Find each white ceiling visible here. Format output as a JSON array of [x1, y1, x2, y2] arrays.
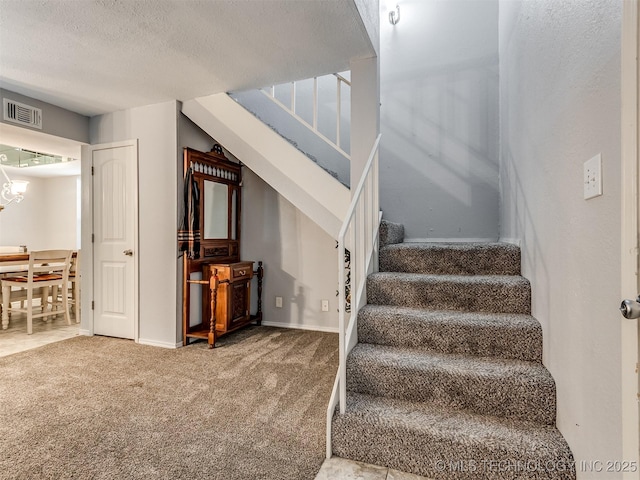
[[0, 0, 375, 117]]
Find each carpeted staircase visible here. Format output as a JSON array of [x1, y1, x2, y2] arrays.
[[331, 220, 576, 480]]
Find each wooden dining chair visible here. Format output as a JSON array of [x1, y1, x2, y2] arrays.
[[53, 252, 80, 323], [69, 252, 80, 322], [1, 250, 73, 334], [0, 246, 27, 315]]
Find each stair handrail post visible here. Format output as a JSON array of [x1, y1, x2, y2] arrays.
[[336, 133, 381, 415], [338, 229, 347, 414], [313, 77, 319, 130], [336, 75, 342, 151]]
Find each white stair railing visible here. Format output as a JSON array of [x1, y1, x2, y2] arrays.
[[261, 73, 351, 160], [326, 133, 382, 458]]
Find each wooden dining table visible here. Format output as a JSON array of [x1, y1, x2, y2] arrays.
[[0, 252, 29, 263], [0, 252, 77, 267], [0, 251, 79, 330]]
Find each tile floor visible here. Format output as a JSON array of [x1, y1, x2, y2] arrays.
[[315, 457, 432, 480], [0, 309, 79, 357]]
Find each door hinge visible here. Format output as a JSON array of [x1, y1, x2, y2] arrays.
[[91, 301, 95, 310], [91, 233, 94, 243], [91, 166, 94, 175]]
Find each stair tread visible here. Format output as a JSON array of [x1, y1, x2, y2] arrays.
[[380, 242, 521, 276], [333, 393, 575, 479], [369, 271, 529, 284], [360, 304, 539, 328], [349, 343, 553, 384], [336, 391, 567, 446], [358, 305, 542, 362], [367, 272, 531, 314], [347, 343, 556, 424], [380, 220, 405, 247], [383, 241, 518, 249]]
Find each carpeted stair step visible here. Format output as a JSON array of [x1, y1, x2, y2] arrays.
[[357, 305, 542, 362], [346, 343, 556, 425], [367, 272, 531, 314], [379, 219, 405, 247], [331, 392, 576, 480], [380, 242, 521, 276]]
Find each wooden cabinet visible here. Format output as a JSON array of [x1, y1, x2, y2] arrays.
[[204, 262, 254, 334]]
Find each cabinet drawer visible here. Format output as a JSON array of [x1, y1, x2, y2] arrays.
[[232, 265, 252, 280]]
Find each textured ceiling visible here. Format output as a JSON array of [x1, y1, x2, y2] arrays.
[[0, 0, 374, 117]]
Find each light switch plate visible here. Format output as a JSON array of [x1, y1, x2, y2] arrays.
[[275, 296, 283, 308], [584, 154, 602, 200]]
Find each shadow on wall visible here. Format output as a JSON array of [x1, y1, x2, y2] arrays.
[[380, 56, 500, 240], [243, 169, 299, 326], [242, 167, 338, 331], [292, 285, 306, 326]]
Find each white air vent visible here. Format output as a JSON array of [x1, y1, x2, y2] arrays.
[[3, 98, 42, 129]]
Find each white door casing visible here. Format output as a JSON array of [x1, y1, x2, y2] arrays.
[[621, 1, 640, 476], [87, 141, 139, 340]]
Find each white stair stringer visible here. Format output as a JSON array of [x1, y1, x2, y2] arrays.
[[182, 93, 349, 237]]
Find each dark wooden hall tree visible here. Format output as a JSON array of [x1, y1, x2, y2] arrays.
[[179, 146, 263, 348]]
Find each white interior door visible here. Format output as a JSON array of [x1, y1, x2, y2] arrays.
[[92, 143, 137, 340], [621, 2, 640, 476]]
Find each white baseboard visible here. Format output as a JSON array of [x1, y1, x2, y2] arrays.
[[261, 321, 338, 333], [78, 331, 181, 348], [137, 338, 180, 349], [499, 237, 521, 246], [404, 237, 499, 243]]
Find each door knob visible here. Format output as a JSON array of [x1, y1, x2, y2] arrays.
[[620, 295, 640, 319], [123, 249, 133, 257]]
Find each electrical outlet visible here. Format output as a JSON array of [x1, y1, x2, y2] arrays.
[[275, 296, 283, 308], [584, 154, 603, 200], [321, 300, 329, 312]]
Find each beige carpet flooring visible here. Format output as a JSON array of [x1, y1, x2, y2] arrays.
[[0, 326, 338, 480]]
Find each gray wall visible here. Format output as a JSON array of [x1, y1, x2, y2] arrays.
[[241, 167, 339, 332], [379, 0, 499, 241], [499, 0, 622, 472], [1, 89, 89, 143]]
